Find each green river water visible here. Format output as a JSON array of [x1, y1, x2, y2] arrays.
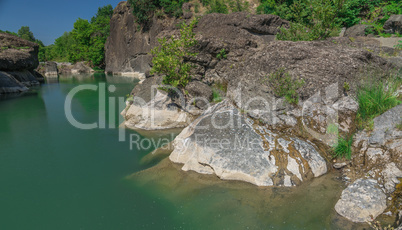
[[0, 74, 367, 229]]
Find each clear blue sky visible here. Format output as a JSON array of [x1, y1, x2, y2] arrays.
[[0, 0, 123, 45]]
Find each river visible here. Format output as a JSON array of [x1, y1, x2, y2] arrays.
[[0, 74, 367, 229]]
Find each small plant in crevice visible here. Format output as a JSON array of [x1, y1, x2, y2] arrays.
[[266, 68, 305, 105], [216, 48, 227, 60], [343, 82, 350, 91], [395, 40, 402, 50], [125, 94, 134, 103], [212, 89, 223, 102], [211, 80, 228, 103], [332, 135, 354, 160], [396, 119, 402, 131], [356, 75, 402, 130]]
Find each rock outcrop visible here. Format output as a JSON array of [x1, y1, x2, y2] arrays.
[[105, 1, 162, 75], [113, 1, 400, 207], [37, 61, 94, 76], [0, 32, 43, 94], [0, 71, 28, 93], [122, 76, 197, 130], [169, 100, 327, 186], [383, 15, 402, 34], [335, 179, 387, 223], [37, 61, 58, 76], [104, 1, 289, 76], [344, 24, 373, 37], [345, 104, 402, 193], [334, 104, 402, 223]]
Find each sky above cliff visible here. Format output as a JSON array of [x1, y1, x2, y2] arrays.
[[0, 0, 122, 45]]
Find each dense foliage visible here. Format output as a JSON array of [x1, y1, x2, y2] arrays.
[[41, 5, 113, 68], [258, 0, 402, 41], [128, 0, 190, 25], [201, 0, 250, 14], [150, 19, 198, 89]]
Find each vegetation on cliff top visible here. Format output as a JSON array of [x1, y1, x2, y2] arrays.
[[128, 0, 190, 25], [1, 26, 46, 57], [265, 0, 402, 41]]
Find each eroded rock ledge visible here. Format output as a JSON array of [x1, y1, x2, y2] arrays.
[[0, 32, 44, 94]]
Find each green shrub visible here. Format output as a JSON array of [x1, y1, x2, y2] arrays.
[[150, 19, 198, 89], [266, 68, 305, 104], [356, 75, 402, 129], [216, 48, 227, 59], [212, 90, 223, 102], [227, 0, 249, 12], [203, 0, 249, 14], [207, 0, 229, 13], [263, 0, 401, 40], [395, 40, 402, 50], [128, 0, 189, 25], [276, 0, 342, 41], [126, 94, 134, 102], [332, 135, 354, 160]]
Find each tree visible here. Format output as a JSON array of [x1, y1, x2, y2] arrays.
[[17, 26, 35, 42], [150, 19, 198, 89]]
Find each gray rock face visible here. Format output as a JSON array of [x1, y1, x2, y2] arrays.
[[37, 61, 58, 76], [169, 100, 327, 186], [7, 70, 40, 87], [0, 71, 28, 93], [349, 104, 402, 195], [71, 62, 94, 74], [122, 89, 194, 130], [383, 15, 402, 34], [335, 179, 387, 223], [344, 24, 373, 37], [105, 3, 289, 75], [104, 1, 168, 75], [185, 81, 213, 109]]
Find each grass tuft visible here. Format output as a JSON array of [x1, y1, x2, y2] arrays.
[[332, 135, 354, 160], [356, 75, 402, 129], [266, 68, 305, 105]]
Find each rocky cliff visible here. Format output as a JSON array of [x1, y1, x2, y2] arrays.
[[110, 1, 401, 224], [0, 32, 44, 94]]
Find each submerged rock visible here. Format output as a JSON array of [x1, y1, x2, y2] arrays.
[[335, 179, 387, 223], [169, 100, 327, 186]]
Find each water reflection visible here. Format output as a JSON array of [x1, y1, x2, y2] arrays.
[[44, 75, 59, 84]]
